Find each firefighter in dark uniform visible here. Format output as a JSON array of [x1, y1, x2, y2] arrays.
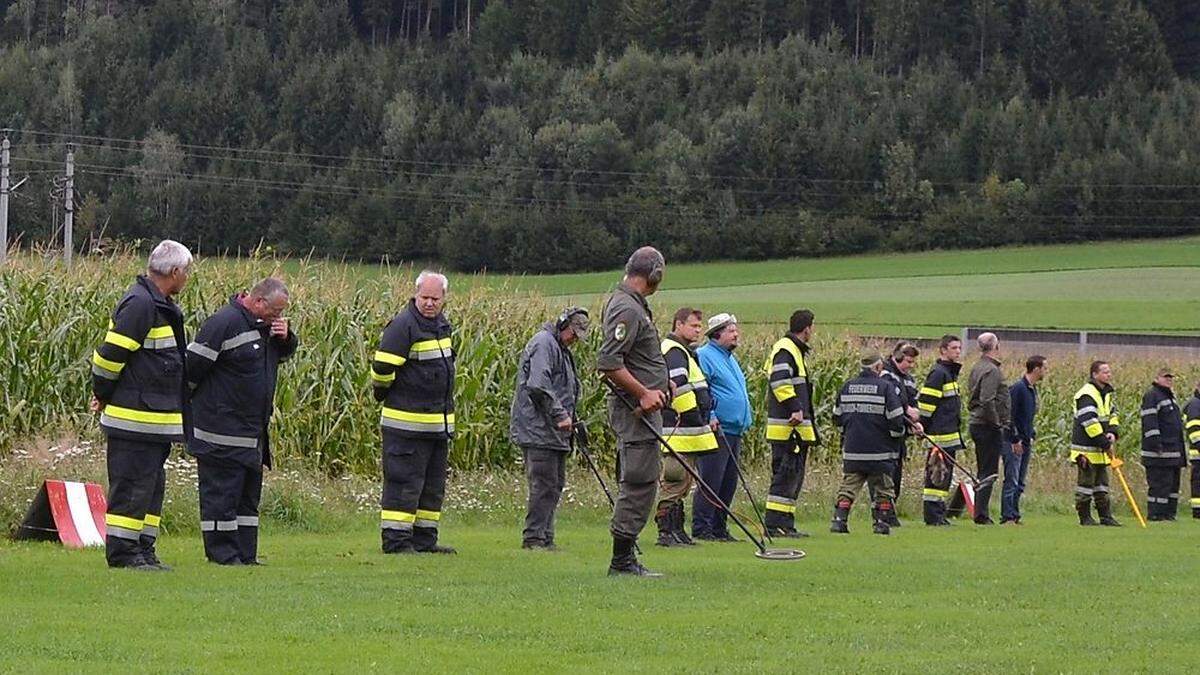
[[1140, 369, 1185, 521], [763, 309, 819, 538], [918, 334, 966, 526], [830, 350, 906, 535], [876, 342, 921, 525], [655, 308, 719, 547], [370, 270, 457, 554], [1184, 383, 1200, 519], [597, 246, 669, 577], [1071, 360, 1121, 526], [186, 278, 297, 564], [89, 240, 192, 570]]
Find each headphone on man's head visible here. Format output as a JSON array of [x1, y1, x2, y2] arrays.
[[556, 306, 589, 332]]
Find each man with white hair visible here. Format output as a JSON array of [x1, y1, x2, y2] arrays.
[[966, 331, 1010, 524], [186, 277, 298, 564], [90, 239, 192, 570], [370, 270, 457, 554]]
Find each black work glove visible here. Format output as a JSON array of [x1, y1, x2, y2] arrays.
[[573, 419, 590, 449]]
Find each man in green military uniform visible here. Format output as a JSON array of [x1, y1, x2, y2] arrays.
[[597, 246, 669, 577]]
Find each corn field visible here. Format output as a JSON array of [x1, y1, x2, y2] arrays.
[[2, 253, 1197, 475]]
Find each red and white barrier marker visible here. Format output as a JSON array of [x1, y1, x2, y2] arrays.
[[14, 480, 107, 548], [959, 481, 977, 519]]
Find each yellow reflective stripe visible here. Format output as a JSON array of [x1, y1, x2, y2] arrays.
[[143, 514, 162, 527], [1192, 498, 1200, 506], [102, 404, 183, 425], [92, 351, 125, 374], [1186, 419, 1200, 429], [104, 331, 141, 351], [917, 402, 936, 412], [1188, 431, 1200, 443], [766, 423, 815, 442], [1068, 449, 1110, 464], [919, 387, 942, 398], [942, 382, 958, 392], [671, 390, 698, 413], [415, 509, 441, 522], [1109, 416, 1121, 427], [411, 338, 453, 353], [765, 501, 796, 514], [662, 430, 719, 453], [923, 488, 950, 498], [928, 432, 960, 444], [381, 509, 415, 523], [105, 513, 143, 530], [1084, 422, 1104, 437], [374, 350, 407, 367], [370, 369, 396, 384], [145, 326, 174, 339], [771, 383, 797, 402], [381, 408, 456, 424]]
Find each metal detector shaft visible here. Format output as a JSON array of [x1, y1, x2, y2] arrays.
[[602, 379, 768, 554], [572, 429, 642, 554], [908, 423, 995, 487], [721, 428, 771, 543]]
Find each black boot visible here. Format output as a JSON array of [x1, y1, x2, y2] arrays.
[[671, 503, 696, 546], [608, 535, 663, 578], [140, 537, 172, 571], [872, 507, 891, 535], [382, 529, 416, 554], [830, 502, 850, 534], [923, 500, 948, 526], [1077, 501, 1099, 526], [655, 505, 680, 547], [1096, 499, 1121, 527]]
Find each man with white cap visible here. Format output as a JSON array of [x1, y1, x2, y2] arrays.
[[694, 312, 753, 541]]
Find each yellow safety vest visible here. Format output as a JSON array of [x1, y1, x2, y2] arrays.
[[660, 340, 719, 454]]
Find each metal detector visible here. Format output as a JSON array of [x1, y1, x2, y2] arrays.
[[571, 421, 642, 555], [604, 379, 805, 562], [717, 428, 773, 544], [909, 424, 998, 491]]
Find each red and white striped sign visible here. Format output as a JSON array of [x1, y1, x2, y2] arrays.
[[959, 482, 977, 519], [43, 480, 107, 548]]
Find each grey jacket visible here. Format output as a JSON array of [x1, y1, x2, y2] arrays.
[[510, 324, 580, 451], [967, 355, 1011, 429]]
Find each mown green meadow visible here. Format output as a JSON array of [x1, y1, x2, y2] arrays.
[[2, 515, 1197, 673]]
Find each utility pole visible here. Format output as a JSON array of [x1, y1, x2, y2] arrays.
[[64, 145, 74, 265], [1, 132, 9, 265]]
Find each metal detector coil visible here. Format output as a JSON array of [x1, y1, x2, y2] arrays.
[[755, 548, 807, 561]]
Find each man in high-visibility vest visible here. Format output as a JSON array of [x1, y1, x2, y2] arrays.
[[763, 309, 819, 538], [371, 270, 457, 554], [1182, 380, 1200, 519], [655, 308, 719, 547], [90, 240, 192, 570], [918, 335, 966, 525], [1071, 360, 1121, 527]]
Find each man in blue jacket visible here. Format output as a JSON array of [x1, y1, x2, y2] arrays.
[[1002, 355, 1045, 525], [694, 313, 753, 541]]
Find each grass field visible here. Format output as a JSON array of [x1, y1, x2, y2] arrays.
[[522, 237, 1200, 336], [2, 514, 1197, 672], [72, 235, 1200, 337]]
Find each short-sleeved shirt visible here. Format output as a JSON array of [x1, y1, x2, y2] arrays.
[[597, 282, 668, 442]]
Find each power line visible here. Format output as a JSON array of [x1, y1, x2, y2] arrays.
[[14, 127, 1200, 191]]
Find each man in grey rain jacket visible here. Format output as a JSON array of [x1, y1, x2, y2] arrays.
[[510, 307, 590, 550]]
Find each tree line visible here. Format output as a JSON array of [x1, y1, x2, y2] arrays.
[[3, 0, 1200, 272]]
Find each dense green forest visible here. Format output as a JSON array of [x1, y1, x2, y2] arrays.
[[3, 1, 1200, 271]]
